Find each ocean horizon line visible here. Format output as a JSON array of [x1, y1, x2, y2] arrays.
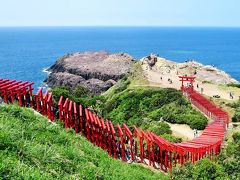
[[1, 25, 240, 29]]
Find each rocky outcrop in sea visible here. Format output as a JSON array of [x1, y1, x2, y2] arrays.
[[45, 51, 134, 94]]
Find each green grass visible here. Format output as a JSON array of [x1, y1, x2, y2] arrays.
[[0, 105, 167, 180], [128, 62, 149, 87]]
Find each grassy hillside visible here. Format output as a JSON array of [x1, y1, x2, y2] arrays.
[[103, 86, 208, 130], [0, 105, 167, 179]]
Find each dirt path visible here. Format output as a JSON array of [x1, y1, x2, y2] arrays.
[[167, 122, 202, 140]]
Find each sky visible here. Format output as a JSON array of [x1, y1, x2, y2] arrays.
[[1, 0, 240, 27]]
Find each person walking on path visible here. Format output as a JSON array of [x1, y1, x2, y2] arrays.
[[193, 129, 197, 138]]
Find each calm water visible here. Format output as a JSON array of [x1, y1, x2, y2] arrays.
[[0, 27, 240, 90]]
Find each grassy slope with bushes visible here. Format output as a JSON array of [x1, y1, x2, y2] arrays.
[[0, 105, 167, 179], [103, 86, 208, 130]]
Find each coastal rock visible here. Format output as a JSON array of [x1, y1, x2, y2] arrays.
[[45, 51, 134, 94]]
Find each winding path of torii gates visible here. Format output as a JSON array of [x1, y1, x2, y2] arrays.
[[0, 76, 229, 173]]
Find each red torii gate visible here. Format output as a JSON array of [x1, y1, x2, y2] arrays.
[[179, 76, 196, 92], [0, 80, 34, 106]]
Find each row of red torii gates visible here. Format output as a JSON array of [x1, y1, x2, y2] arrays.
[[0, 77, 228, 173]]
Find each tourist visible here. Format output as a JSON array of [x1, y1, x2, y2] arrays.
[[193, 129, 197, 138], [116, 142, 121, 159], [125, 139, 131, 161]]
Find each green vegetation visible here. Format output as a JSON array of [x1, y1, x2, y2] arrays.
[[103, 87, 208, 130], [227, 83, 240, 89], [128, 62, 149, 87], [0, 105, 167, 179], [51, 86, 105, 110], [173, 131, 240, 179], [51, 85, 207, 142], [51, 71, 208, 142], [202, 80, 212, 84], [227, 100, 240, 122]]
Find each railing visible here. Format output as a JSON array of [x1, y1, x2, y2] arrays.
[[0, 78, 228, 173]]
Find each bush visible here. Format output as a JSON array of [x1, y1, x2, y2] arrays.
[[232, 132, 240, 143], [227, 100, 240, 122], [51, 86, 71, 103], [160, 133, 182, 143], [192, 158, 225, 179], [51, 86, 106, 109], [74, 86, 91, 97], [227, 83, 240, 88], [232, 109, 240, 122], [148, 121, 172, 135], [173, 162, 194, 179], [173, 159, 226, 179]]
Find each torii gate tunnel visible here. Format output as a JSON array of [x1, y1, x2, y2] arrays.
[[0, 78, 228, 174]]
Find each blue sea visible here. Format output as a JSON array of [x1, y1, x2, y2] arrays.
[[0, 27, 240, 90]]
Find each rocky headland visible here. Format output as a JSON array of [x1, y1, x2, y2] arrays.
[[45, 51, 134, 94], [45, 51, 239, 99], [141, 55, 239, 101]]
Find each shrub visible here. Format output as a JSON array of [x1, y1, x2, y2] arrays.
[[160, 133, 182, 143], [173, 159, 226, 179], [74, 85, 91, 97], [232, 132, 240, 143], [148, 121, 172, 135], [232, 109, 240, 122], [172, 162, 194, 179], [227, 100, 240, 122], [51, 86, 105, 109], [227, 83, 240, 88], [192, 158, 225, 179], [51, 86, 71, 102]]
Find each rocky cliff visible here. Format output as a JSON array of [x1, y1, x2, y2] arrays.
[[45, 51, 134, 94]]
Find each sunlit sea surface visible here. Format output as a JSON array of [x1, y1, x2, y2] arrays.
[[0, 27, 240, 89]]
